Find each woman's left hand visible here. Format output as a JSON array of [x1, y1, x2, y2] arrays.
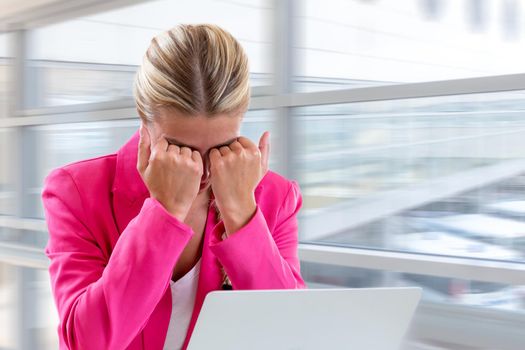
[[209, 131, 270, 236]]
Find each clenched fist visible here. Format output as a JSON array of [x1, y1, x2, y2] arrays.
[[209, 131, 270, 236], [137, 123, 203, 222]]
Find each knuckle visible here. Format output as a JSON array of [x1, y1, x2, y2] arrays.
[[193, 164, 203, 174], [212, 160, 223, 169], [150, 152, 163, 163]]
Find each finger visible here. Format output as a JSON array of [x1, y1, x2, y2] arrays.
[[180, 146, 192, 158], [191, 150, 204, 174], [209, 148, 221, 168], [191, 149, 202, 162], [137, 123, 151, 173], [229, 140, 243, 153], [258, 131, 270, 171], [166, 143, 180, 154], [154, 134, 170, 156], [219, 145, 231, 157], [236, 136, 256, 151]]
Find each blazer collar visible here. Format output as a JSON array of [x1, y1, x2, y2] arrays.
[[112, 129, 149, 207]]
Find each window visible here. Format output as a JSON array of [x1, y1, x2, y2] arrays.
[[0, 32, 11, 118], [419, 0, 445, 20], [502, 0, 520, 40], [0, 128, 14, 216], [294, 0, 525, 92], [26, 0, 273, 107], [466, 0, 488, 32], [1, 1, 524, 349]]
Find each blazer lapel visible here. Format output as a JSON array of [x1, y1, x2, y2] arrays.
[[111, 129, 149, 235]]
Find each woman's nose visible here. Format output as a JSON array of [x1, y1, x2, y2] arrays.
[[201, 156, 210, 179]]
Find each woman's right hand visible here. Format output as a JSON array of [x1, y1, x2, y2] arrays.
[[137, 123, 203, 222]]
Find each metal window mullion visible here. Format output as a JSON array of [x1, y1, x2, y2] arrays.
[[2, 73, 525, 128], [272, 0, 297, 179], [10, 27, 39, 350], [283, 73, 525, 107], [299, 243, 525, 286]]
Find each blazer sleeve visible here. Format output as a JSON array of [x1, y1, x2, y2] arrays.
[[209, 179, 306, 290], [42, 167, 194, 350]]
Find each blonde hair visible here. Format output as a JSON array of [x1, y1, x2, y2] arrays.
[[133, 24, 251, 124]]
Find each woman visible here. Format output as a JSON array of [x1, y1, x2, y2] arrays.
[[42, 24, 305, 350]]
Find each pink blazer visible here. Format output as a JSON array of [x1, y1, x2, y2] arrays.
[[42, 128, 306, 350]]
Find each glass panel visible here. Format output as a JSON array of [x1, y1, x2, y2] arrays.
[[34, 268, 59, 349], [301, 261, 525, 312], [294, 0, 525, 92], [0, 32, 10, 58], [0, 263, 59, 349], [27, 0, 273, 107], [0, 128, 15, 216], [30, 119, 141, 220], [0, 32, 12, 118], [26, 61, 136, 106], [0, 263, 16, 349], [295, 91, 525, 262], [31, 110, 278, 219], [0, 63, 9, 118]]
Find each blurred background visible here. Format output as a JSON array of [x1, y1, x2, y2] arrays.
[[1, 0, 525, 349]]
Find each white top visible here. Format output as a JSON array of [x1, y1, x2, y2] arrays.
[[163, 257, 202, 350]]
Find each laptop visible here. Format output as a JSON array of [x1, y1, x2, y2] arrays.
[[187, 287, 422, 350]]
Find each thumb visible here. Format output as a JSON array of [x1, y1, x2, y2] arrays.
[[258, 131, 270, 173], [137, 123, 151, 174]]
